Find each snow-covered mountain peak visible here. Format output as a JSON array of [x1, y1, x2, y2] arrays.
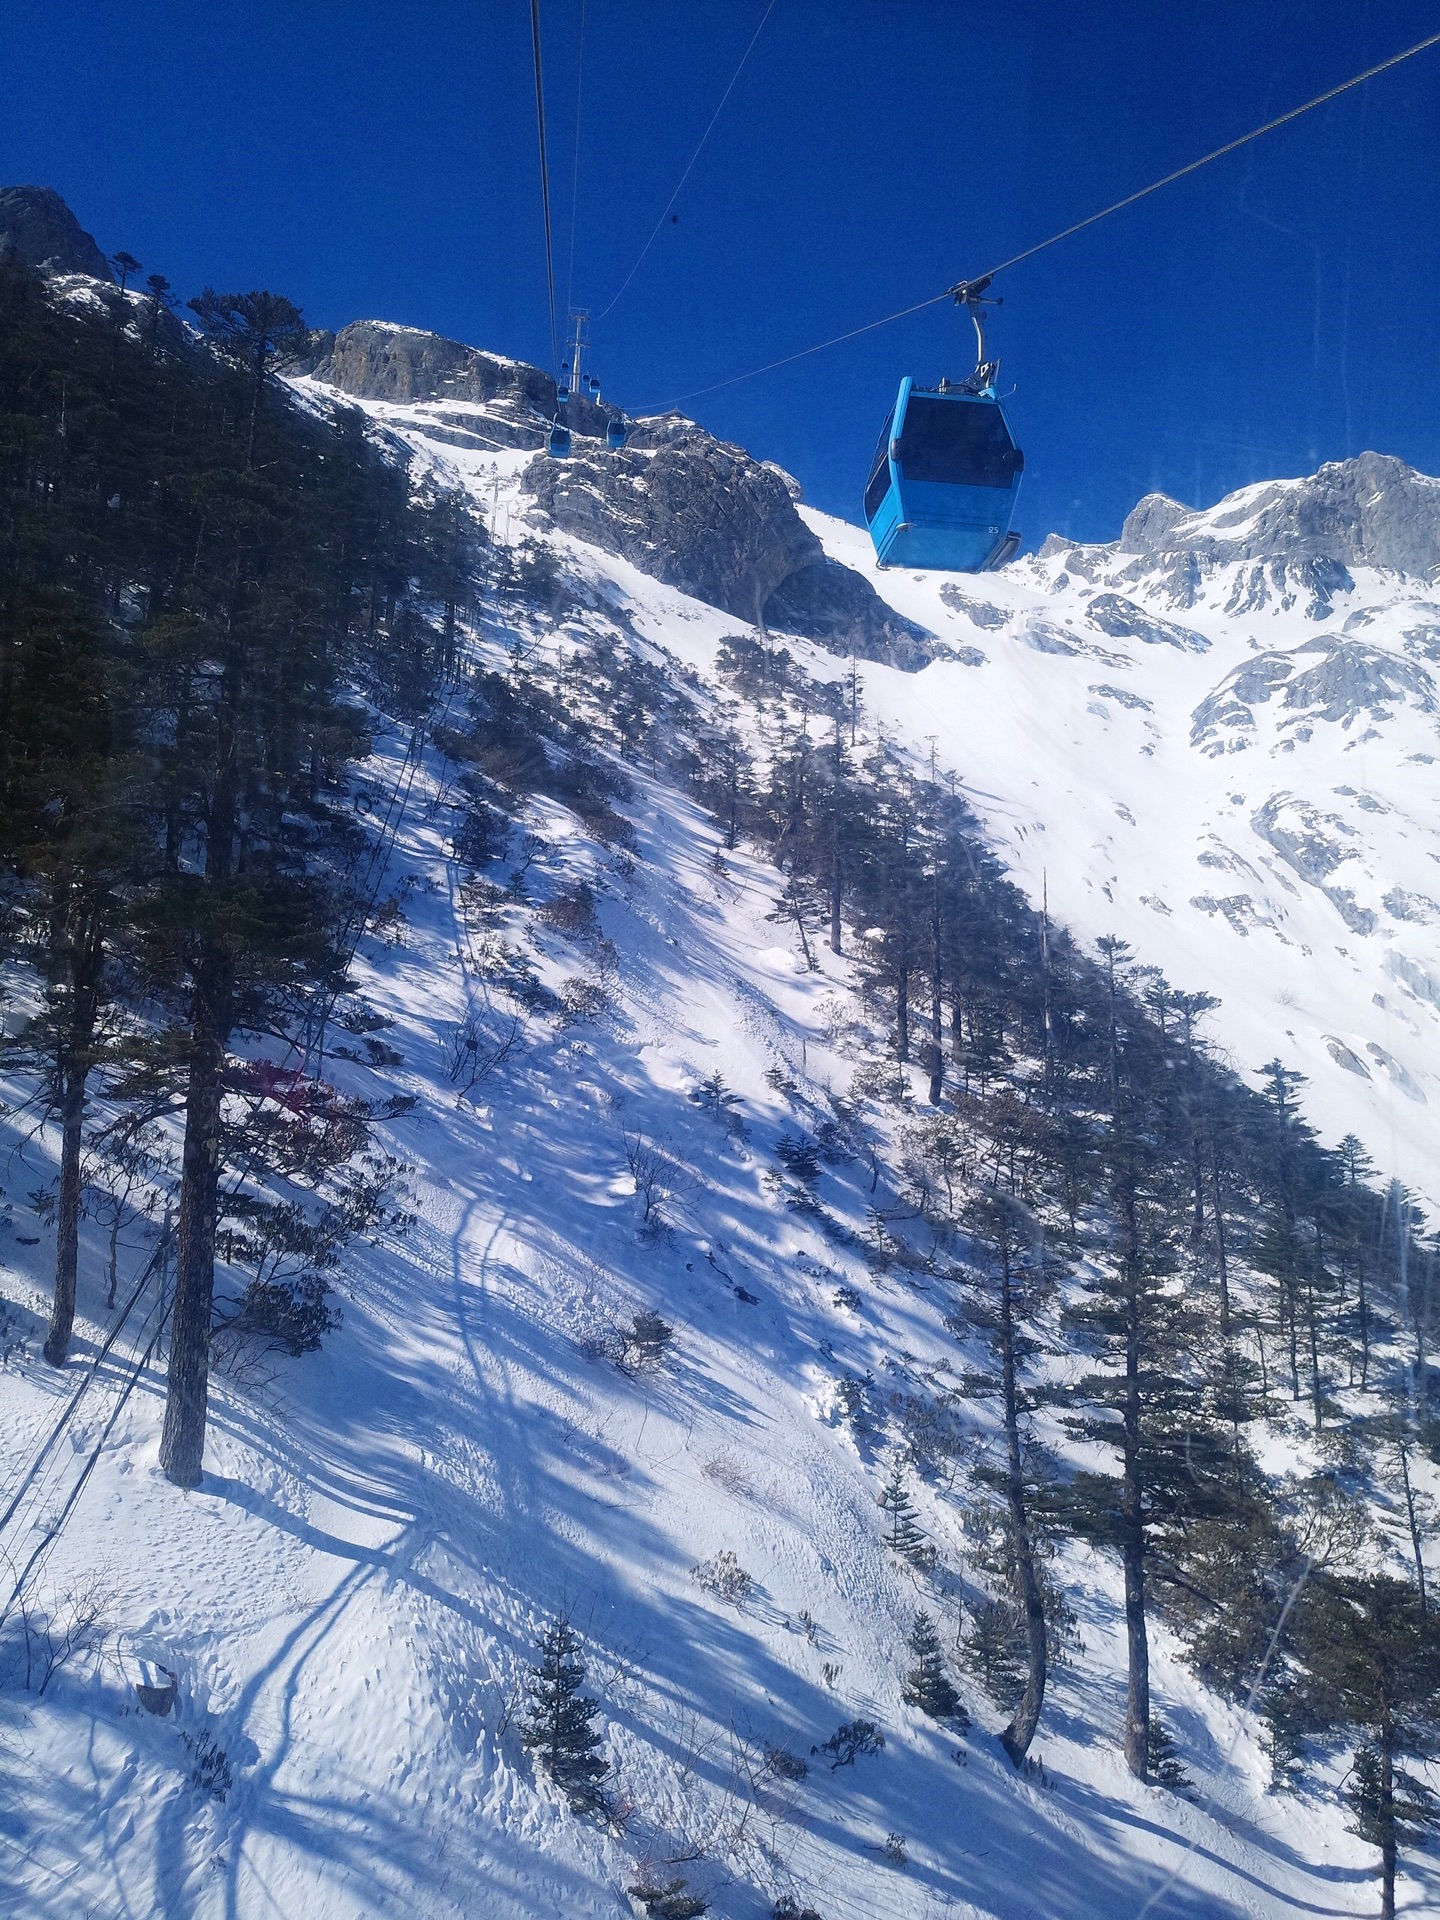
[[1117, 449, 1440, 575]]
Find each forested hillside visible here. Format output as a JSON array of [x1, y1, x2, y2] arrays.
[[1, 214, 1438, 1920]]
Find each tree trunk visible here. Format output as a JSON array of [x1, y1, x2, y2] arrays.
[[1121, 1202, 1149, 1780], [43, 908, 104, 1367], [999, 1257, 1046, 1765], [1380, 1728, 1397, 1920], [1397, 1444, 1428, 1614], [1210, 1136, 1231, 1345], [159, 636, 240, 1489], [158, 941, 232, 1488], [42, 1058, 89, 1366], [928, 880, 943, 1106]]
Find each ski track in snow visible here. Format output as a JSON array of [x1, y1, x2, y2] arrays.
[[0, 396, 1434, 1920]]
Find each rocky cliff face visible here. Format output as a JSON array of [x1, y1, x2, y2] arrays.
[[0, 185, 111, 280], [303, 319, 612, 447], [300, 321, 931, 665], [1118, 451, 1440, 575], [523, 415, 933, 666]]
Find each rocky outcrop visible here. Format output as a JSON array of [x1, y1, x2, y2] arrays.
[[0, 185, 111, 280], [522, 416, 933, 667], [303, 319, 615, 447], [1118, 452, 1440, 576]]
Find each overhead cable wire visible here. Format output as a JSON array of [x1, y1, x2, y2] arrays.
[[594, 0, 780, 322], [564, 0, 588, 319], [643, 24, 1440, 410], [529, 0, 561, 372]]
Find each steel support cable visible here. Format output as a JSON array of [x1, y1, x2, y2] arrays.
[[593, 0, 780, 323], [642, 24, 1440, 411], [530, 0, 562, 372], [0, 1291, 172, 1631], [0, 1232, 171, 1540], [564, 0, 588, 320]]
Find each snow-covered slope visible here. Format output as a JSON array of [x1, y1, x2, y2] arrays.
[[802, 494, 1440, 1208], [4, 368, 1436, 1920]]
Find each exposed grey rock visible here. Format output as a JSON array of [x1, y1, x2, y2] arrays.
[[1223, 556, 1353, 620], [1021, 620, 1081, 656], [1385, 951, 1440, 1011], [1383, 887, 1440, 924], [1366, 1042, 1427, 1102], [1323, 887, 1376, 936], [0, 185, 111, 280], [1120, 452, 1440, 577], [522, 422, 932, 667], [1251, 793, 1353, 883], [938, 585, 1008, 628], [1283, 640, 1435, 722], [1088, 682, 1153, 712], [305, 319, 613, 447], [1118, 492, 1190, 551], [1192, 638, 1435, 750], [1325, 1036, 1372, 1078], [1187, 892, 1269, 935], [1085, 591, 1209, 653]]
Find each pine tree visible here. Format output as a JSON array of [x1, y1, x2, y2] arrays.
[[518, 1617, 609, 1811], [901, 1609, 965, 1723], [1279, 1573, 1440, 1920], [186, 287, 307, 467], [877, 1458, 927, 1563], [961, 1188, 1050, 1765], [963, 1596, 1025, 1708]]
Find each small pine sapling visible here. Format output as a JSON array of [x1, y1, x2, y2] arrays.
[[901, 1610, 968, 1725], [1146, 1718, 1191, 1791], [877, 1458, 929, 1565], [620, 1310, 675, 1373], [518, 1617, 609, 1811], [816, 1717, 885, 1768]]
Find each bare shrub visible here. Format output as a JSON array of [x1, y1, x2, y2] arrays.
[[539, 877, 601, 941], [690, 1550, 754, 1607], [702, 1451, 755, 1498], [184, 1727, 233, 1800], [622, 1133, 691, 1232], [557, 973, 613, 1025], [12, 1573, 113, 1695]]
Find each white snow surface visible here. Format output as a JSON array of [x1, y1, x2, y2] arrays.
[[801, 509, 1440, 1211], [2, 392, 1436, 1920]]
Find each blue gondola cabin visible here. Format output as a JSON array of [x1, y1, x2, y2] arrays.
[[864, 375, 1023, 572]]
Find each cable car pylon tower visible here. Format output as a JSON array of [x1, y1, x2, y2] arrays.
[[548, 309, 629, 457]]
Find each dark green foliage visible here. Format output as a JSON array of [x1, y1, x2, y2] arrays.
[[0, 256, 473, 1470], [877, 1458, 928, 1563], [1146, 1718, 1191, 1790], [772, 1900, 823, 1920], [619, 1310, 674, 1373], [901, 1610, 966, 1724], [518, 1617, 609, 1812], [1267, 1573, 1440, 1916], [775, 1134, 822, 1183], [817, 1717, 884, 1768], [963, 1597, 1025, 1709]]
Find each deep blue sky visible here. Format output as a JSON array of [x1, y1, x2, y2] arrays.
[[8, 0, 1440, 545]]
